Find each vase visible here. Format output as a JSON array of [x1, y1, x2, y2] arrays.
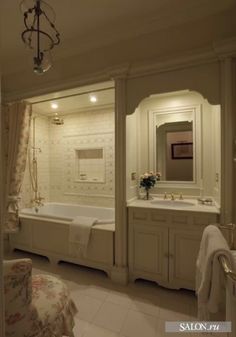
[[143, 188, 152, 200]]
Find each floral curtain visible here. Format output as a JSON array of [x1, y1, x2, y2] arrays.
[[4, 102, 32, 233]]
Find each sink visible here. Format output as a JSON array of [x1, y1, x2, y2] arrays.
[[150, 200, 195, 207]]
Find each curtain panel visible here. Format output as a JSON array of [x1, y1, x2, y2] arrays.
[[4, 102, 32, 233]]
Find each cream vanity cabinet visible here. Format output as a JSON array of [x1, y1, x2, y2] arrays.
[[128, 206, 219, 290]]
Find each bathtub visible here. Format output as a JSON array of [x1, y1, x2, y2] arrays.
[[10, 203, 115, 276], [20, 202, 115, 224]]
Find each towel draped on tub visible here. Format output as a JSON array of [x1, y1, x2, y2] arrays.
[[196, 224, 235, 320], [69, 216, 98, 257]]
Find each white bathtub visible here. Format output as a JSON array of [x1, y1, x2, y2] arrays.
[[10, 203, 115, 276], [20, 202, 115, 224]]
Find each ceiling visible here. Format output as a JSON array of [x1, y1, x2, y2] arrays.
[[31, 81, 114, 116], [1, 0, 236, 74]]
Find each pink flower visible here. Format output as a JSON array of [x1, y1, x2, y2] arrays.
[[6, 312, 24, 325]]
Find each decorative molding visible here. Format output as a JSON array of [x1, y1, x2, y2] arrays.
[[3, 36, 236, 103], [220, 58, 233, 224], [64, 192, 114, 199], [213, 37, 236, 59], [128, 38, 236, 80], [129, 47, 218, 79], [107, 63, 130, 80], [148, 104, 202, 191], [115, 77, 128, 268], [63, 131, 113, 138]]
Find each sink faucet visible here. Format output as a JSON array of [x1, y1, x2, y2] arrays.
[[163, 192, 176, 200], [163, 193, 183, 201]]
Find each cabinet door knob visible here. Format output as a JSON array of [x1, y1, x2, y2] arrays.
[[169, 253, 174, 258], [164, 253, 169, 258]]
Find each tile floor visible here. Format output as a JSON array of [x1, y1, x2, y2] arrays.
[[4, 249, 228, 337]]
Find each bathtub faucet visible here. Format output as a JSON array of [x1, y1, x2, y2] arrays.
[[32, 194, 44, 207]]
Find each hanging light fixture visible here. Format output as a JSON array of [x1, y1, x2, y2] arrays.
[[20, 0, 60, 74]]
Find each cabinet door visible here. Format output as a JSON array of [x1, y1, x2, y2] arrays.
[[169, 228, 203, 290], [129, 223, 168, 283]]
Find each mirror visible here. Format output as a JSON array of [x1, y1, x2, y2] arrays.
[[156, 121, 193, 181], [136, 90, 220, 198], [148, 104, 200, 186]]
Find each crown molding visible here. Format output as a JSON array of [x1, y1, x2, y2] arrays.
[[126, 36, 236, 79], [213, 36, 236, 59], [3, 36, 236, 103], [128, 47, 218, 79]]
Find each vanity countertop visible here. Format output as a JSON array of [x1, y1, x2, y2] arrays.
[[127, 198, 220, 214]]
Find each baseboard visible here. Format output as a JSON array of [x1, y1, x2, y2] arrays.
[[110, 265, 129, 285]]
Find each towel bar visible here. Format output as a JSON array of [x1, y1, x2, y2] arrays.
[[219, 255, 236, 282]]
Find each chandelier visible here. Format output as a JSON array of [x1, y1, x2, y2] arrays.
[[20, 0, 60, 74]]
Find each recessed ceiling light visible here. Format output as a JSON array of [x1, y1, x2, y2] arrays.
[[51, 102, 58, 109], [90, 95, 97, 103]]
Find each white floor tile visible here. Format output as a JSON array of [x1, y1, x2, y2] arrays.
[[129, 295, 159, 317], [121, 309, 158, 337], [74, 294, 103, 322], [83, 324, 121, 337], [4, 250, 200, 337], [106, 289, 133, 308], [73, 318, 90, 337], [82, 285, 110, 301], [93, 301, 129, 333], [158, 289, 192, 320]]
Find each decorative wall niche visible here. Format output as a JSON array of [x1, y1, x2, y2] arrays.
[[75, 147, 105, 183]]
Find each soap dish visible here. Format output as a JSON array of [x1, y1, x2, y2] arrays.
[[197, 198, 213, 206]]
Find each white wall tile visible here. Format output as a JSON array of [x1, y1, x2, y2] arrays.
[[21, 109, 115, 208]]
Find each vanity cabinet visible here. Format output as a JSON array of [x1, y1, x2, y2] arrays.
[[128, 206, 219, 290], [130, 223, 169, 283], [168, 228, 203, 289]]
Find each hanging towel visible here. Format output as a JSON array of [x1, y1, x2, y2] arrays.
[[196, 224, 234, 320], [69, 216, 98, 256]]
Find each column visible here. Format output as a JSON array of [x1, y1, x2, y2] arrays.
[[111, 76, 128, 284], [220, 57, 234, 224]]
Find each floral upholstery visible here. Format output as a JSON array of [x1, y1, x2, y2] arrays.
[[4, 259, 78, 337]]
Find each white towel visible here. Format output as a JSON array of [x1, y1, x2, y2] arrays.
[[196, 224, 234, 320], [69, 216, 98, 256]]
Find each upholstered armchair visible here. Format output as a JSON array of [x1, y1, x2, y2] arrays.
[[4, 258, 77, 337]]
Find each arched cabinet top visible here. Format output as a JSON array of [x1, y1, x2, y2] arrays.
[[126, 61, 221, 115]]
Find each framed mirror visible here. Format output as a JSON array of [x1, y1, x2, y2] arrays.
[[149, 105, 202, 189]]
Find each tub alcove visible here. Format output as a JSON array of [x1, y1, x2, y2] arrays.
[[10, 81, 116, 277]]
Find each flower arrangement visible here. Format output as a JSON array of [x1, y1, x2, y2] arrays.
[[139, 172, 161, 199]]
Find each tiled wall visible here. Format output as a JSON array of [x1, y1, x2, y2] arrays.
[[21, 108, 115, 208]]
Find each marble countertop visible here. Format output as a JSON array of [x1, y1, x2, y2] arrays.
[[127, 198, 220, 214]]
